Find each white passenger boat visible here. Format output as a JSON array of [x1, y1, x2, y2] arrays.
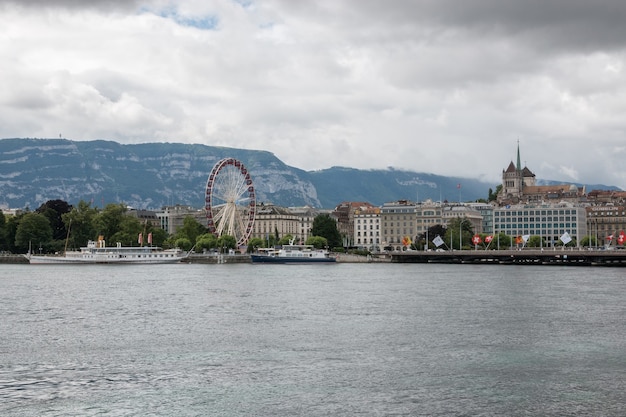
[[27, 239, 187, 264], [250, 243, 336, 264]]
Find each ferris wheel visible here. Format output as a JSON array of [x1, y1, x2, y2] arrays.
[[205, 158, 256, 246]]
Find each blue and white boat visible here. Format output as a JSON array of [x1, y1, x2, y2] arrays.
[[251, 243, 336, 264]]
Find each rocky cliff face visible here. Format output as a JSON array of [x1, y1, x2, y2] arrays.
[[0, 138, 322, 209], [1, 138, 515, 210]]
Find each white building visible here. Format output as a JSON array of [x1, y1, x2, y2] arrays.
[[353, 206, 381, 251], [493, 202, 587, 247]]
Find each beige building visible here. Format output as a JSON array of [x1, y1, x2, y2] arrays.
[[442, 205, 484, 234], [381, 200, 417, 251], [288, 205, 325, 244], [586, 190, 626, 205], [415, 200, 443, 236], [251, 203, 301, 242], [586, 205, 626, 247]]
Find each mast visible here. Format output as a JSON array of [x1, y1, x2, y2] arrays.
[[64, 220, 71, 254]]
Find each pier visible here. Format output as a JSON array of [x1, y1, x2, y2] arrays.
[[390, 249, 626, 266]]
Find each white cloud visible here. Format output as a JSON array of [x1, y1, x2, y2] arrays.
[[1, 0, 626, 189]]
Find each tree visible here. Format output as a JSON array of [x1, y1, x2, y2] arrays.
[[175, 216, 206, 244], [196, 233, 218, 251], [4, 215, 21, 253], [444, 217, 473, 250], [416, 224, 447, 250], [579, 236, 598, 248], [526, 235, 545, 248], [62, 200, 98, 249], [306, 235, 328, 249], [110, 215, 143, 246], [174, 237, 193, 251], [489, 185, 503, 202], [0, 211, 6, 251], [36, 200, 72, 241], [247, 237, 265, 253], [92, 203, 127, 241], [278, 234, 294, 245], [217, 235, 237, 252], [15, 213, 53, 253], [310, 214, 342, 249], [147, 226, 168, 247]]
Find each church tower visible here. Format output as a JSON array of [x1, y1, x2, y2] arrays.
[[498, 142, 524, 204]]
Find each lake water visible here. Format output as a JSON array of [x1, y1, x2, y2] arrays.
[[1, 263, 624, 416]]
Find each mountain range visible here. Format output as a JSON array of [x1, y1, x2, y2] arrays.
[[0, 138, 619, 210]]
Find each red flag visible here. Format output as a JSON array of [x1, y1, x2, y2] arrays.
[[618, 232, 625, 245], [606, 234, 614, 241], [484, 235, 493, 243], [147, 232, 153, 244], [472, 235, 482, 245], [138, 233, 143, 244], [515, 236, 523, 244]]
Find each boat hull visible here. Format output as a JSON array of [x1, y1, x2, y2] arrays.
[[28, 255, 185, 264]]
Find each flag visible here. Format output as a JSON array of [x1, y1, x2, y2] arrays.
[[457, 183, 461, 189], [402, 236, 412, 247], [618, 231, 625, 245], [138, 233, 143, 244], [472, 235, 482, 245], [484, 235, 493, 243], [433, 235, 444, 247], [560, 232, 572, 245], [522, 235, 530, 243], [147, 232, 153, 244], [515, 236, 523, 244], [606, 234, 614, 241]]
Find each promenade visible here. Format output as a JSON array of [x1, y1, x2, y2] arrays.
[[390, 249, 626, 266]]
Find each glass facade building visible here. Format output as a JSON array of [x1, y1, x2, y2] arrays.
[[493, 204, 587, 247]]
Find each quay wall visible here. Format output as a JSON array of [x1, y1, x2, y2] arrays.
[[391, 249, 626, 266]]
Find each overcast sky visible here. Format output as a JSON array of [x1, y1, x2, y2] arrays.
[[2, 0, 626, 189]]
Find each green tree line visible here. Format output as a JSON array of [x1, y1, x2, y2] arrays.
[[0, 199, 343, 254]]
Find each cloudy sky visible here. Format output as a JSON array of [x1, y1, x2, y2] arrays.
[[1, 0, 626, 189]]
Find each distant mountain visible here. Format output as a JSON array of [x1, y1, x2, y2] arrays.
[[309, 167, 491, 207], [0, 138, 618, 210], [0, 138, 319, 209], [535, 179, 621, 192]]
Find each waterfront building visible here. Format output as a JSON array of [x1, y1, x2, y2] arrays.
[[353, 206, 381, 252], [466, 202, 494, 234], [251, 203, 300, 242], [415, 200, 443, 236], [586, 205, 626, 247], [493, 202, 587, 247], [381, 200, 417, 251], [586, 190, 626, 205], [157, 205, 205, 235], [442, 205, 484, 234], [332, 201, 376, 247], [288, 205, 325, 244]]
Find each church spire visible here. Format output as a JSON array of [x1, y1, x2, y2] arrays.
[[516, 140, 521, 172]]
